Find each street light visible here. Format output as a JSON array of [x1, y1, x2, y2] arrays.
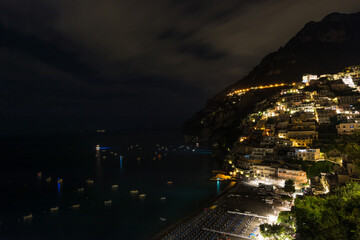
[[268, 215, 277, 223]]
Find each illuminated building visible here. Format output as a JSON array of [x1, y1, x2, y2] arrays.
[[252, 165, 276, 178], [214, 173, 232, 181], [285, 130, 318, 147], [336, 122, 360, 135], [342, 75, 356, 88], [289, 137, 313, 147], [277, 168, 308, 184], [288, 148, 321, 161], [302, 74, 318, 84], [275, 138, 293, 148], [250, 147, 275, 159], [278, 130, 287, 138]]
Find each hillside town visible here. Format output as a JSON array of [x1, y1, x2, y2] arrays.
[[159, 65, 360, 240], [160, 65, 360, 240], [220, 65, 360, 194]]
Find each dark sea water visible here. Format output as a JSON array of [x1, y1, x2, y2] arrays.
[[0, 131, 224, 240]]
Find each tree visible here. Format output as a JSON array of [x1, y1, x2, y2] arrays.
[[345, 142, 360, 170], [303, 161, 334, 179], [293, 182, 360, 240], [260, 223, 294, 240], [325, 148, 341, 158], [277, 211, 294, 227], [284, 179, 295, 195]]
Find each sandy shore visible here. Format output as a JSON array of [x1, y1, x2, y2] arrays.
[[151, 181, 237, 240], [152, 179, 288, 240]]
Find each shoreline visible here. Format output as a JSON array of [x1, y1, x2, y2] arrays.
[[151, 180, 238, 240]]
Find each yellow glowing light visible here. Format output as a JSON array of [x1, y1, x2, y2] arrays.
[[268, 215, 277, 223]]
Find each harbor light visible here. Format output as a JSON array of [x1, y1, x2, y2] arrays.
[[268, 215, 277, 223]]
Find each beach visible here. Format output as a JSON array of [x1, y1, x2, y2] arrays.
[[151, 181, 237, 239], [154, 179, 290, 239]]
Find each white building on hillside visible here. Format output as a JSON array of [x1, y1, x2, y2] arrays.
[[288, 148, 321, 161], [302, 74, 318, 84]]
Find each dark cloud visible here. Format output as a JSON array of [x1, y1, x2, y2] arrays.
[[158, 27, 195, 41], [178, 42, 227, 60], [0, 0, 360, 133]]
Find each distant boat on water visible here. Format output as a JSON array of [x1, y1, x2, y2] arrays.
[[86, 179, 94, 184], [166, 181, 173, 185], [160, 197, 166, 201], [139, 194, 146, 198], [130, 190, 139, 195], [23, 214, 33, 221], [77, 187, 84, 192], [71, 204, 80, 210], [159, 217, 167, 221], [50, 206, 59, 212], [111, 184, 119, 189], [57, 178, 63, 183]]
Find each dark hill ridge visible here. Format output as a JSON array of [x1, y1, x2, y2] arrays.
[[221, 11, 360, 96], [183, 11, 360, 149]]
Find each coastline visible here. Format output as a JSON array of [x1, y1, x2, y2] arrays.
[[151, 180, 238, 240]]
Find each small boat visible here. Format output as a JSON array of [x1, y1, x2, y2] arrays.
[[86, 179, 94, 184], [104, 200, 112, 206], [159, 217, 167, 222], [130, 190, 139, 195], [160, 197, 166, 201], [139, 194, 146, 198], [71, 204, 80, 209], [23, 214, 33, 221], [50, 206, 59, 212], [46, 177, 52, 182], [57, 178, 63, 183], [111, 184, 119, 189], [77, 187, 84, 192], [166, 181, 173, 185]]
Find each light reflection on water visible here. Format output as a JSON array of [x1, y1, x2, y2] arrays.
[[120, 156, 123, 172], [57, 182, 61, 199], [217, 180, 220, 194]]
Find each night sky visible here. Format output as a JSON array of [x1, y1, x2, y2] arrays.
[[1, 0, 360, 134]]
